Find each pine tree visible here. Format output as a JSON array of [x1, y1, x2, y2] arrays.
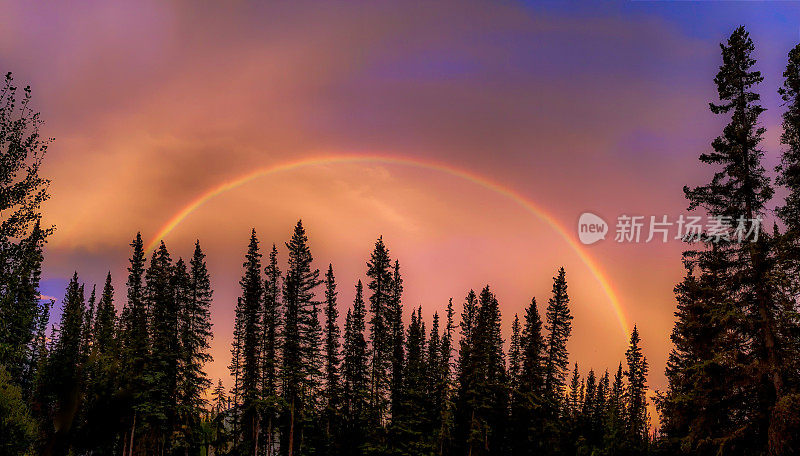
[[389, 260, 405, 427], [392, 307, 432, 456], [772, 39, 800, 453], [508, 315, 522, 396], [80, 285, 96, 360], [543, 268, 572, 404], [456, 286, 507, 456], [261, 243, 281, 456], [322, 264, 341, 454], [119, 232, 149, 454], [143, 242, 178, 451], [281, 220, 322, 456], [568, 363, 581, 421], [366, 237, 394, 428], [44, 273, 86, 455], [436, 299, 456, 456], [624, 326, 648, 451], [342, 281, 370, 456], [93, 273, 116, 354], [509, 298, 546, 456], [661, 26, 789, 455], [82, 272, 119, 455], [176, 241, 214, 453], [603, 364, 627, 455], [236, 229, 264, 455]]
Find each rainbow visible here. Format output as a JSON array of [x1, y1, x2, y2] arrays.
[[146, 154, 630, 336]]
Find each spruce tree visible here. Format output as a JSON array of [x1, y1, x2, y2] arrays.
[[624, 326, 648, 450], [322, 264, 341, 454], [261, 243, 281, 456], [662, 26, 788, 455], [436, 299, 456, 456], [366, 237, 394, 428], [342, 281, 369, 456], [143, 242, 178, 451], [119, 232, 149, 454], [236, 229, 264, 455], [456, 286, 507, 456], [281, 220, 322, 456], [392, 307, 432, 456], [389, 260, 405, 427], [82, 272, 119, 455], [93, 273, 116, 354], [509, 298, 546, 456], [544, 268, 572, 403], [45, 273, 86, 454], [176, 241, 214, 453]]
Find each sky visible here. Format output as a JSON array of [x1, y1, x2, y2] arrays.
[[3, 0, 800, 403]]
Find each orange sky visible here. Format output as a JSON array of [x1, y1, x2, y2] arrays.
[[6, 0, 800, 408]]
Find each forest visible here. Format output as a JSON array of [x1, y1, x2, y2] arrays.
[[2, 25, 800, 456]]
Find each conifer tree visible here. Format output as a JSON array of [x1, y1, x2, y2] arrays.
[[236, 229, 264, 455], [261, 243, 281, 456], [82, 272, 119, 455], [366, 237, 393, 427], [544, 268, 572, 404], [93, 273, 116, 354], [509, 298, 546, 456], [456, 286, 507, 456], [119, 232, 149, 453], [389, 260, 405, 425], [661, 26, 790, 455], [436, 299, 456, 456], [392, 307, 432, 455], [322, 263, 341, 454], [342, 281, 369, 456], [175, 241, 214, 453], [603, 364, 627, 455], [81, 285, 96, 360], [45, 273, 86, 454], [143, 242, 178, 451], [281, 220, 322, 456], [508, 315, 521, 395], [624, 326, 648, 450]]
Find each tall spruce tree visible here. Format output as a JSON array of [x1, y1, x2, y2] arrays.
[[235, 229, 264, 455], [119, 232, 149, 454], [392, 307, 432, 456], [143, 242, 178, 452], [342, 281, 369, 456], [389, 260, 405, 427], [455, 286, 507, 456], [366, 237, 393, 428], [261, 243, 281, 456], [509, 298, 546, 456], [44, 273, 86, 455], [661, 26, 789, 455], [322, 264, 341, 454], [544, 268, 572, 402], [175, 241, 214, 453], [281, 220, 322, 456], [624, 326, 648, 451]]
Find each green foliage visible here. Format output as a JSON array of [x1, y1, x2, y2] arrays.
[[0, 364, 37, 456]]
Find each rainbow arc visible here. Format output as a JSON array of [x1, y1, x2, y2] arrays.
[[146, 154, 630, 336]]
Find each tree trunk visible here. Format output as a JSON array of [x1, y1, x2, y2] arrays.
[[129, 413, 136, 456], [288, 398, 295, 456]]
